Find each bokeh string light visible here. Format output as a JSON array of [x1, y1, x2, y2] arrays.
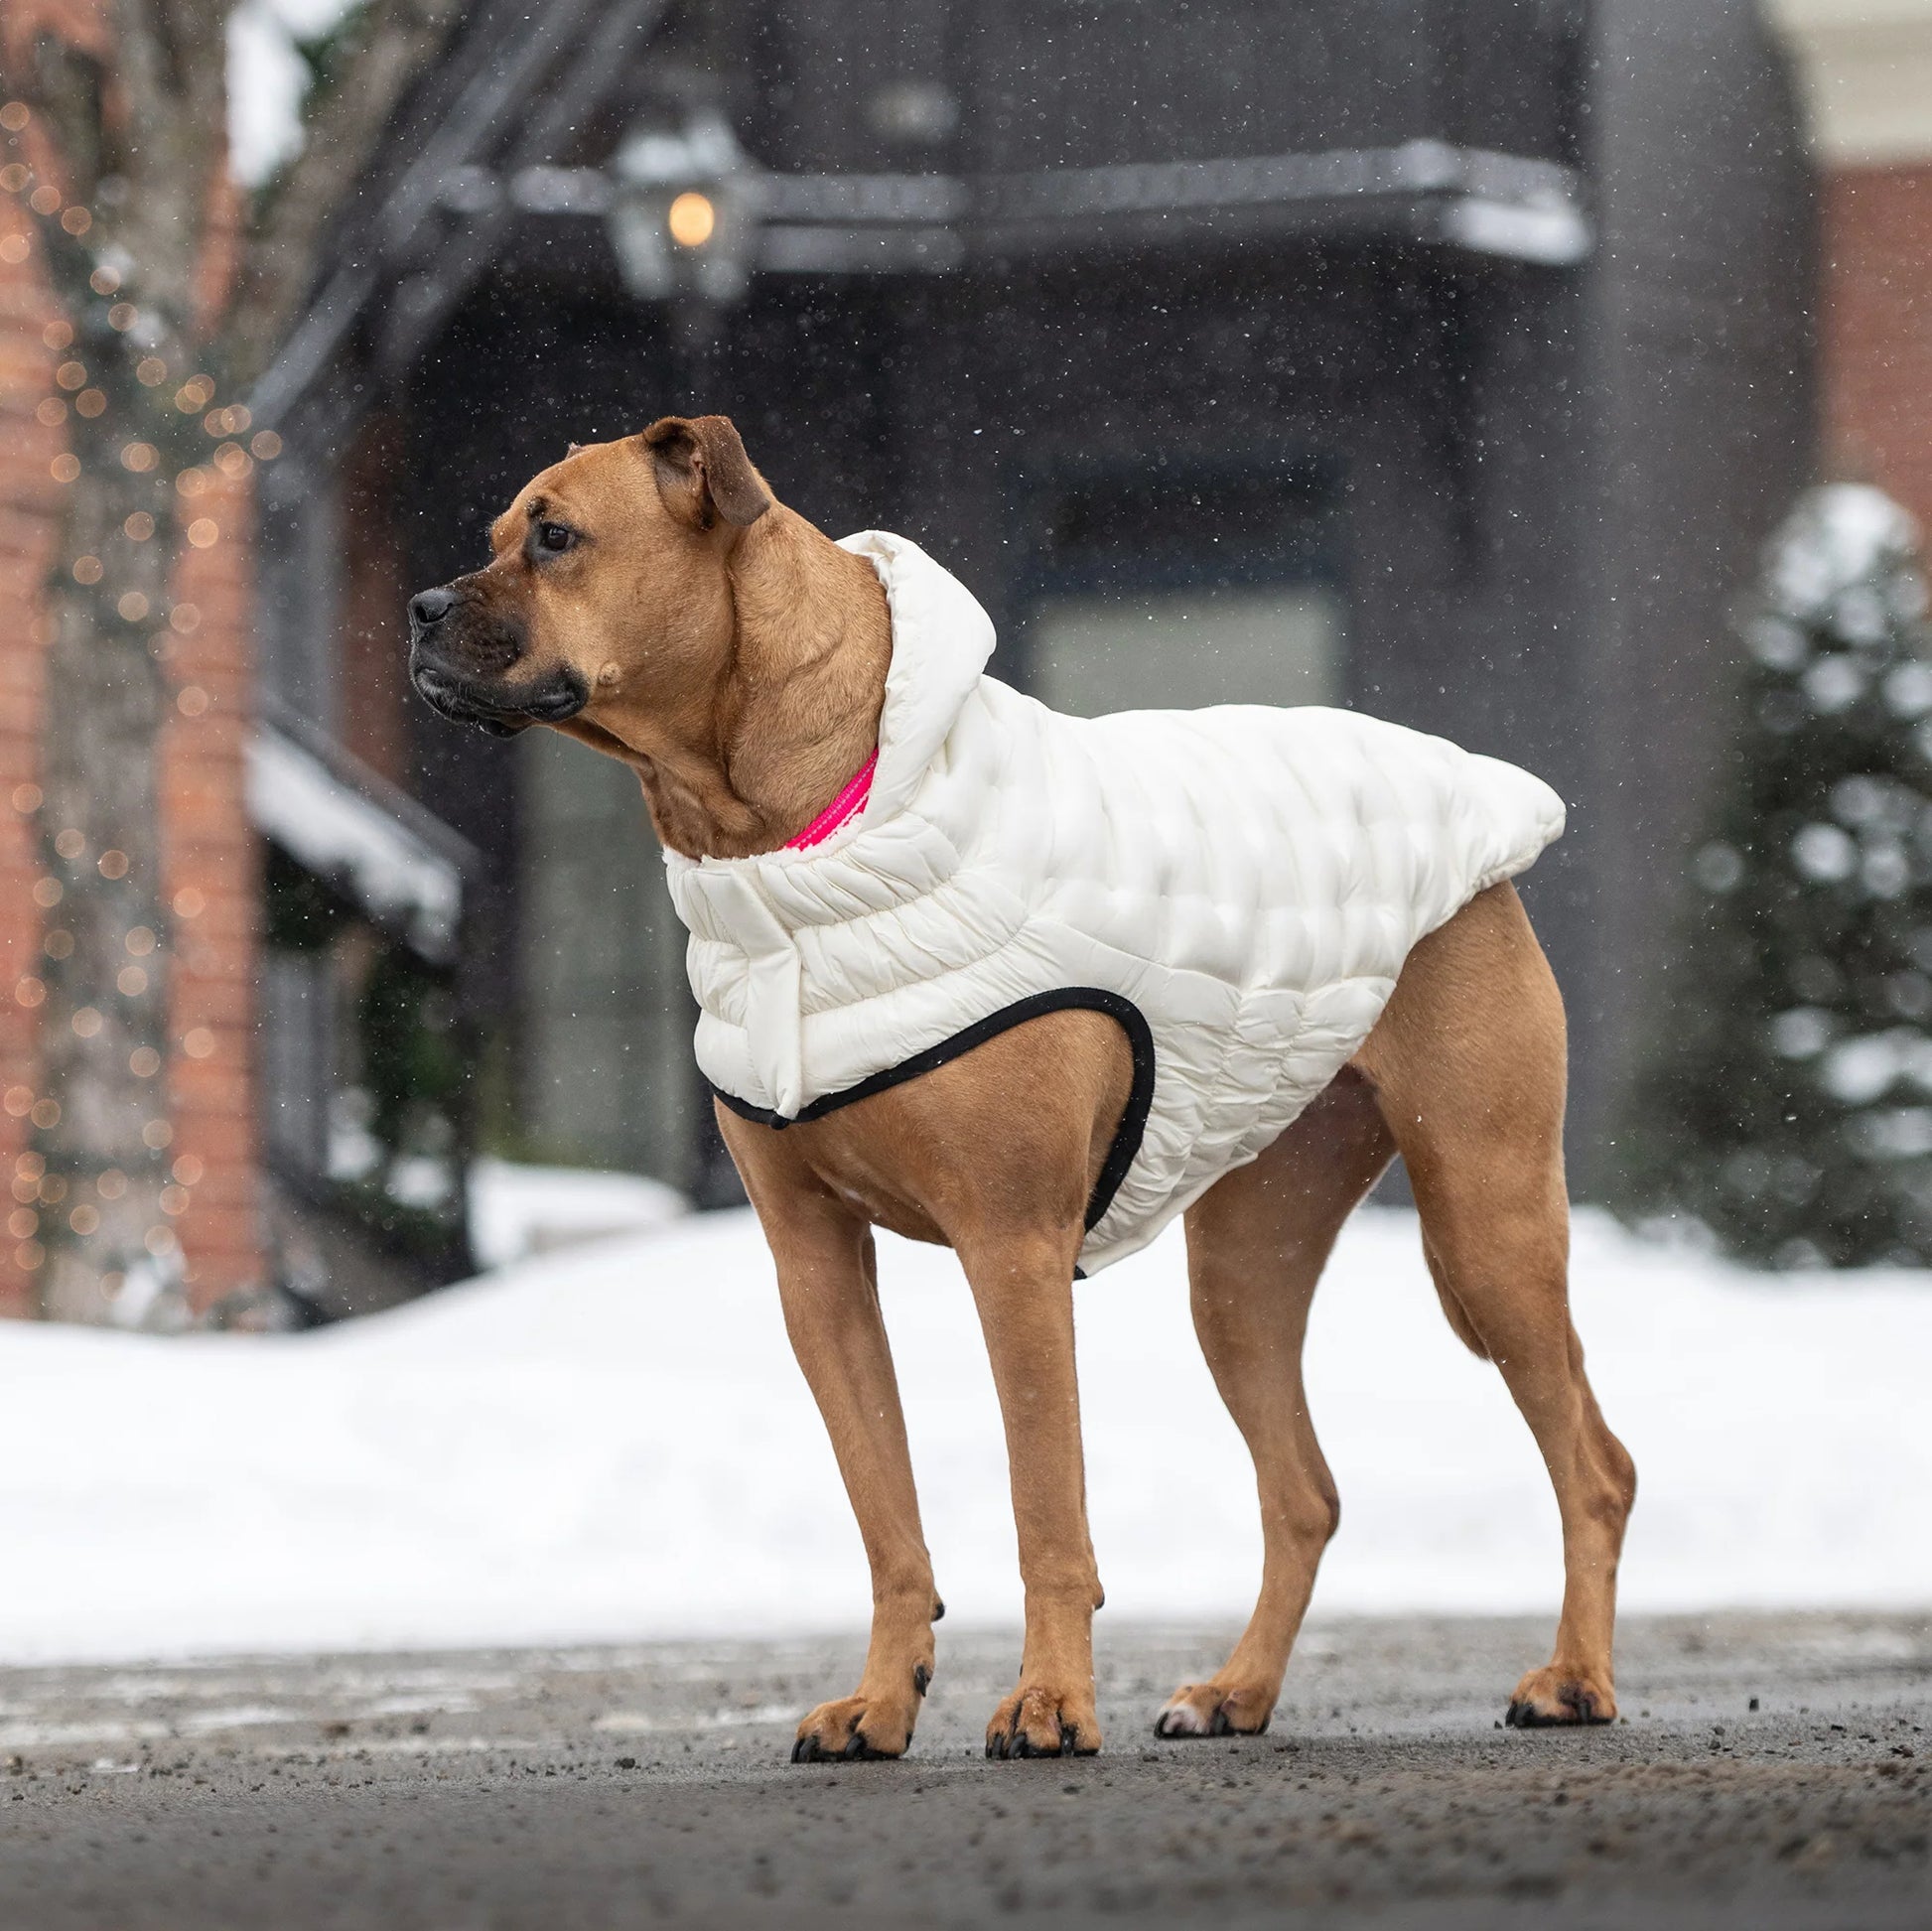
[[0, 96, 286, 1289]]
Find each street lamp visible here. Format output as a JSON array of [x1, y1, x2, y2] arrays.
[[608, 110, 762, 308]]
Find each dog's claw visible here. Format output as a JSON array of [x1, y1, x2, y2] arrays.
[[793, 1724, 902, 1764], [999, 1719, 1086, 1759], [913, 1663, 931, 1699], [1505, 1690, 1608, 1729], [1156, 1685, 1272, 1740], [987, 1686, 1101, 1761]]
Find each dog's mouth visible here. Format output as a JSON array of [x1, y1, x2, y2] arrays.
[[410, 660, 589, 738]]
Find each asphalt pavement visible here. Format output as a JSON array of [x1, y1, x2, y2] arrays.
[[1, 1611, 1927, 1929]]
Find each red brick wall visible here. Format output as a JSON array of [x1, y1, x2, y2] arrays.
[[0, 240, 57, 1318], [0, 200, 263, 1318], [1821, 164, 1932, 533], [166, 473, 262, 1312]]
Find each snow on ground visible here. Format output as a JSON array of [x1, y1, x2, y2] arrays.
[[1, 1205, 1927, 1665], [466, 1158, 686, 1272]]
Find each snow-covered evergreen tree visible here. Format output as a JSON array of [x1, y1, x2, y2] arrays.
[[1623, 484, 1932, 1267]]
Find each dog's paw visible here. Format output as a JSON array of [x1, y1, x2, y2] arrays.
[[985, 1684, 1101, 1759], [790, 1690, 918, 1764], [1154, 1680, 1275, 1739], [1504, 1665, 1617, 1728]]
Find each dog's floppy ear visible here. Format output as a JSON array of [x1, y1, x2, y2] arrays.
[[639, 415, 771, 530]]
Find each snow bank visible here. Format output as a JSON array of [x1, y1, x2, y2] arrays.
[[1, 1206, 1926, 1665], [466, 1158, 686, 1272]]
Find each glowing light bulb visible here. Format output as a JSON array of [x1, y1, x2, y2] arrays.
[[667, 191, 716, 248]]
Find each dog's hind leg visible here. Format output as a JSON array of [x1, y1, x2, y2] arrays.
[[1156, 1069, 1396, 1738], [1354, 881, 1637, 1726], [719, 1110, 942, 1761]]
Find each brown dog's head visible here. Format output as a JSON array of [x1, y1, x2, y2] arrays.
[[407, 414, 773, 741]]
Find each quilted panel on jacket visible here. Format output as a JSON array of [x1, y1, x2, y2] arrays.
[[667, 533, 1563, 1273]]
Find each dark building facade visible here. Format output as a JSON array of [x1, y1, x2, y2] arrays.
[[251, 0, 1813, 1226]]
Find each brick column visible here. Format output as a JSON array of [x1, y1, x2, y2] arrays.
[[1820, 165, 1932, 533], [0, 246, 57, 1318], [166, 470, 262, 1313], [0, 215, 264, 1319]]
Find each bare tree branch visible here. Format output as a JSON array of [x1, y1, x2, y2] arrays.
[[224, 0, 468, 385], [106, 0, 227, 326]]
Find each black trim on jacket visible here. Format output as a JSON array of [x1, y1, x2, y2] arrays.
[[708, 987, 1156, 1243]]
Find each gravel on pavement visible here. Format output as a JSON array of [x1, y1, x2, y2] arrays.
[[1, 1611, 1927, 1929]]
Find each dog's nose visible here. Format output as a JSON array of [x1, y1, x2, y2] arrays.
[[410, 586, 457, 629]]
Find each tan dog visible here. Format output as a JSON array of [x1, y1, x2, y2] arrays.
[[408, 416, 1636, 1761]]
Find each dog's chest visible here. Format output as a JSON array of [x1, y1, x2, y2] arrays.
[[751, 1006, 1134, 1253]]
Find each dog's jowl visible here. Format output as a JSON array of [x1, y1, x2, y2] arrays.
[[411, 414, 1635, 1761]]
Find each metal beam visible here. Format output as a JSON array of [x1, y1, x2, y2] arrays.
[[426, 139, 1590, 288], [373, 0, 674, 380], [970, 142, 1588, 264], [247, 0, 642, 427]]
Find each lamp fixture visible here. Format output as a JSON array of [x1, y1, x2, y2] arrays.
[[608, 110, 762, 307]]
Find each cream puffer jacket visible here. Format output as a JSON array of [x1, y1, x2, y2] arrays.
[[666, 531, 1564, 1274]]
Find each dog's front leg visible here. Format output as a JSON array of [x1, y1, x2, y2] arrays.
[[756, 1187, 941, 1762], [960, 1226, 1104, 1758]]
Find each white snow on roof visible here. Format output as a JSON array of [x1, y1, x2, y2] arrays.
[[245, 725, 463, 956], [0, 1205, 1924, 1665], [227, 0, 360, 189]]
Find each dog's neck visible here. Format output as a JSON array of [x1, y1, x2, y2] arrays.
[[561, 506, 892, 860]]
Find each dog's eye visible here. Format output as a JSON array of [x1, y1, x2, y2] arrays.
[[536, 522, 575, 554]]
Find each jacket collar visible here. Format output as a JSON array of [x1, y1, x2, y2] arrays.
[[666, 531, 994, 891], [836, 531, 996, 829]]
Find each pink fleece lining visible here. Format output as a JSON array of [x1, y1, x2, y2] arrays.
[[784, 749, 879, 851]]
